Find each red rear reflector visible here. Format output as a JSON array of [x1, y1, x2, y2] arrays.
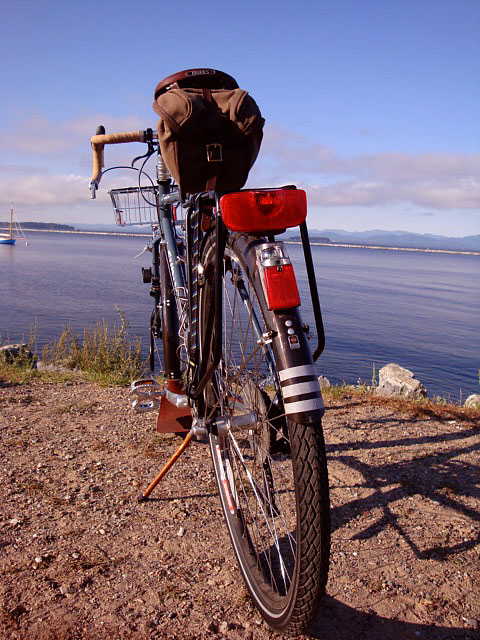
[[220, 189, 307, 232], [263, 264, 301, 310]]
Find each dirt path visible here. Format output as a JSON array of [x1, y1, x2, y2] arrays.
[[1, 378, 479, 639]]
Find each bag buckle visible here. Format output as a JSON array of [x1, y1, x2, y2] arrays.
[[206, 143, 223, 162]]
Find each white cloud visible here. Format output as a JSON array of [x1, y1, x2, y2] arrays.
[[256, 126, 480, 210], [1, 117, 479, 224], [0, 172, 89, 208], [0, 169, 144, 213], [0, 112, 155, 214]]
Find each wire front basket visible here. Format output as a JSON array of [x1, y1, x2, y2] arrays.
[[109, 186, 159, 226]]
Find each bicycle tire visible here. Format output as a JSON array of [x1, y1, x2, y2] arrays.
[[198, 232, 330, 632]]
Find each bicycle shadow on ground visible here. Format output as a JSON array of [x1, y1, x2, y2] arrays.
[[309, 411, 479, 640], [326, 417, 480, 560], [308, 596, 470, 640], [142, 492, 218, 502]]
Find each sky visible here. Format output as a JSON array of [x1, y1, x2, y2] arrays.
[[0, 0, 479, 236]]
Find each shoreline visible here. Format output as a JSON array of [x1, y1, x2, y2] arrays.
[[15, 228, 480, 256], [284, 240, 480, 256]]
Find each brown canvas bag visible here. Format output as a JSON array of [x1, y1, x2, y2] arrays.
[[153, 87, 264, 196]]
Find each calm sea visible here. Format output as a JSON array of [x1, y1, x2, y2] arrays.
[[1, 231, 479, 401]]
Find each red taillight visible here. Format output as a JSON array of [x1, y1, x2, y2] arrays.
[[220, 189, 307, 232], [263, 264, 301, 310]]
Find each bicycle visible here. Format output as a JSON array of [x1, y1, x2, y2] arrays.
[[89, 68, 330, 634]]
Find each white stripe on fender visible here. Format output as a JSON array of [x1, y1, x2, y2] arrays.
[[284, 397, 324, 414], [281, 380, 321, 398], [279, 364, 317, 382]]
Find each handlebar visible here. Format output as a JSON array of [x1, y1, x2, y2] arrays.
[[89, 128, 152, 198]]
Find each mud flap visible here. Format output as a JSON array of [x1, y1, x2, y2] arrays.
[[156, 379, 192, 433]]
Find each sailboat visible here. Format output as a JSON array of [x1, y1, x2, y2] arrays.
[[0, 205, 25, 245]]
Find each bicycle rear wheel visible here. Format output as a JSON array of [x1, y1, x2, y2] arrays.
[[198, 233, 330, 632]]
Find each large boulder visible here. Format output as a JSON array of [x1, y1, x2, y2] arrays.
[[376, 363, 427, 399], [464, 394, 480, 409]]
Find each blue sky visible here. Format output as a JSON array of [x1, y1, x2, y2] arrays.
[[0, 0, 478, 236]]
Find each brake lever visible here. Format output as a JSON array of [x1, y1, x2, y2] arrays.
[[131, 141, 155, 167]]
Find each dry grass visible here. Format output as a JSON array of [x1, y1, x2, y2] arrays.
[[322, 384, 480, 423]]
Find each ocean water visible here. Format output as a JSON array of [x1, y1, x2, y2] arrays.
[[1, 231, 479, 401]]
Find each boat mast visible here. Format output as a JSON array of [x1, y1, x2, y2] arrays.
[[9, 204, 13, 240]]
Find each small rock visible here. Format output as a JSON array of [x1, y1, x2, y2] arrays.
[[219, 621, 229, 634], [177, 526, 185, 537], [464, 618, 479, 629], [318, 375, 331, 389], [59, 584, 75, 595], [34, 556, 42, 564]]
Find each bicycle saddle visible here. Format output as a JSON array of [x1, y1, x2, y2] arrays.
[[154, 68, 239, 100]]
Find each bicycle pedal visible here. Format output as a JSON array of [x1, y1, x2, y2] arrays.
[[130, 379, 162, 397], [131, 397, 161, 413]]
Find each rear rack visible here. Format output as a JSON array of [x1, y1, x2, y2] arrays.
[[109, 186, 159, 226]]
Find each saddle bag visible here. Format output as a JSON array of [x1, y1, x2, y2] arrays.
[[153, 87, 264, 196]]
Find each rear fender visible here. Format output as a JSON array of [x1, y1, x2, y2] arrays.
[[231, 233, 324, 424]]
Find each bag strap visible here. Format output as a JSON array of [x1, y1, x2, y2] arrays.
[[202, 88, 218, 191], [154, 69, 238, 100]]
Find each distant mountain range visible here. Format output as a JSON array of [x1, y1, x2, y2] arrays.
[[14, 221, 480, 252], [285, 228, 480, 252]]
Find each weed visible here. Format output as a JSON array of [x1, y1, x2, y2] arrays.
[[323, 383, 354, 399], [25, 480, 46, 495], [53, 400, 99, 416], [68, 555, 115, 574], [0, 604, 27, 625], [371, 363, 377, 388], [142, 435, 165, 459], [41, 311, 146, 385]]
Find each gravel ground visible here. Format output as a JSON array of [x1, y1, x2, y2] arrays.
[[0, 378, 479, 639]]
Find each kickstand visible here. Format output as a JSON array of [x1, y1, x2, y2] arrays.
[[138, 430, 193, 502]]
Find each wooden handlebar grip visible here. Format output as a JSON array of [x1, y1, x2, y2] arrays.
[[90, 131, 145, 184], [91, 131, 145, 145], [90, 142, 104, 183]]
